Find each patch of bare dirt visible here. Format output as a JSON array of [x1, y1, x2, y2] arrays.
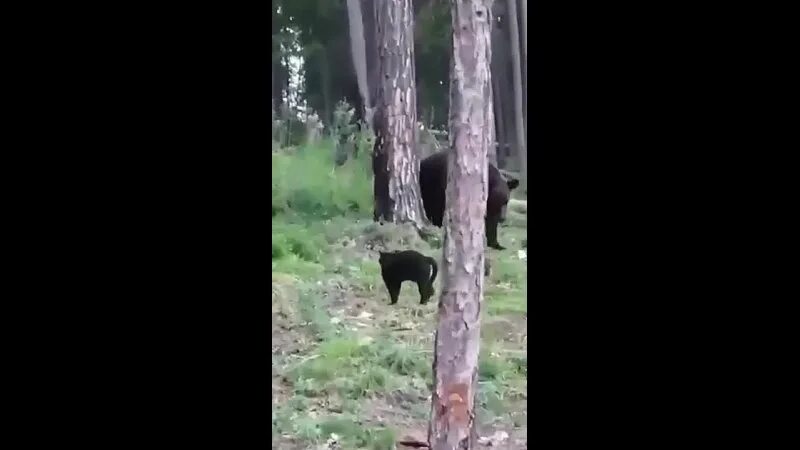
[[482, 316, 528, 350], [476, 413, 528, 449], [360, 395, 429, 446]]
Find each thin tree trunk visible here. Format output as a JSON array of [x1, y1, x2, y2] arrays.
[[492, 73, 506, 168], [521, 0, 527, 71], [272, 61, 286, 113], [490, 0, 515, 168], [362, 0, 379, 113], [507, 0, 527, 191], [500, 72, 516, 169], [272, 66, 275, 114], [447, 52, 456, 150], [487, 79, 497, 166], [490, 3, 506, 168], [320, 50, 332, 125], [346, 0, 373, 127], [520, 0, 527, 156], [372, 0, 426, 227], [428, 1, 492, 448], [485, 4, 496, 166], [500, 23, 517, 169]]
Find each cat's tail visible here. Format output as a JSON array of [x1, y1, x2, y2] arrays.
[[428, 257, 438, 284]]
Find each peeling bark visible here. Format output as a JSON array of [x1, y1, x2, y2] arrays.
[[372, 0, 427, 227], [428, 1, 493, 449]]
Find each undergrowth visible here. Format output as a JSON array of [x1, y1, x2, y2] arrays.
[[272, 137, 373, 219], [272, 120, 527, 449]]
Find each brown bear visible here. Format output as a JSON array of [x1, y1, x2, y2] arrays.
[[419, 150, 519, 250]]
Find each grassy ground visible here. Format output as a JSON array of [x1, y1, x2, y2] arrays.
[[272, 140, 527, 449]]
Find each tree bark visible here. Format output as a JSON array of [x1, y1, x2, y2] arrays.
[[272, 59, 287, 113], [489, 2, 506, 168], [272, 64, 275, 114], [501, 64, 517, 169], [507, 0, 527, 191], [346, 0, 373, 126], [491, 72, 506, 168], [320, 49, 332, 125], [485, 5, 496, 167], [521, 0, 527, 73], [491, 0, 517, 170], [428, 1, 492, 449], [362, 0, 379, 114], [447, 52, 456, 150], [372, 0, 426, 227], [521, 0, 527, 162], [487, 78, 497, 167]]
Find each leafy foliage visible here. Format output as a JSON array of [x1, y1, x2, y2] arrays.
[[272, 0, 452, 128]]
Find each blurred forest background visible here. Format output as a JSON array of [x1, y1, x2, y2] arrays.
[[272, 0, 527, 174]]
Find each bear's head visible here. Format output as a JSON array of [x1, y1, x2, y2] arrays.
[[494, 177, 519, 222]]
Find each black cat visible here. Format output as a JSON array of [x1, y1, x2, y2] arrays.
[[378, 250, 438, 305]]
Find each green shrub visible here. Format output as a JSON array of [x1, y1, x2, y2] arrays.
[[272, 221, 325, 262], [272, 137, 373, 219]]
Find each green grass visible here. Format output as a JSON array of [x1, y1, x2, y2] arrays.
[[377, 340, 431, 378], [272, 220, 328, 261], [272, 138, 373, 219], [485, 288, 527, 315], [273, 409, 396, 449], [275, 323, 424, 447], [272, 138, 527, 448], [286, 333, 432, 402]]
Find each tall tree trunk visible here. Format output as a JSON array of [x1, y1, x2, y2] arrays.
[[428, 1, 492, 448], [500, 67, 516, 169], [520, 0, 527, 155], [507, 0, 527, 190], [498, 6, 518, 169], [491, 73, 506, 168], [362, 0, 379, 114], [320, 50, 332, 125], [516, 0, 526, 97], [272, 65, 275, 114], [487, 79, 497, 166], [372, 0, 426, 227], [447, 53, 456, 150], [272, 60, 286, 113], [521, 0, 527, 78], [484, 4, 496, 166], [272, 5, 280, 113], [346, 0, 373, 126], [490, 2, 507, 168]]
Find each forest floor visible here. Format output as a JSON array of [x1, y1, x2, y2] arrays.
[[272, 200, 528, 450]]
